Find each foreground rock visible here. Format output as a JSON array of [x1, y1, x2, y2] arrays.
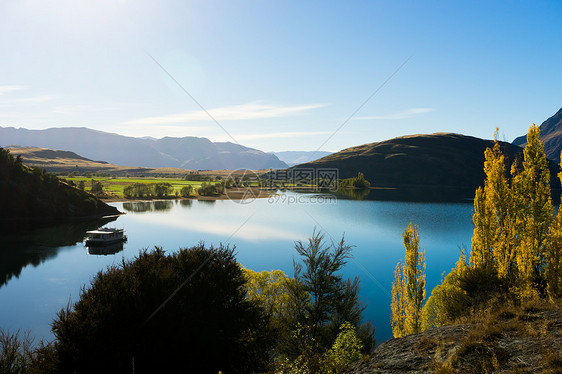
[[348, 305, 562, 373]]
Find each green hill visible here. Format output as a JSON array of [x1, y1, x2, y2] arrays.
[[0, 148, 120, 228], [292, 133, 560, 201]]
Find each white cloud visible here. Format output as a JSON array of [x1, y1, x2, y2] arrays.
[[123, 101, 327, 125], [0, 85, 28, 95], [116, 124, 209, 138], [0, 94, 56, 105], [355, 107, 435, 120], [131, 213, 300, 242]]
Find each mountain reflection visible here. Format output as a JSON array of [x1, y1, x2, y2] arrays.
[[0, 217, 117, 288]]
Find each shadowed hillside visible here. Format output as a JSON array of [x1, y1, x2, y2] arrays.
[[293, 133, 560, 193], [0, 148, 119, 229], [513, 107, 562, 162]]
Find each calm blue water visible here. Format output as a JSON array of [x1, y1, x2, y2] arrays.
[[0, 192, 474, 343]]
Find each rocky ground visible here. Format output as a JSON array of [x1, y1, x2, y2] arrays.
[[348, 304, 562, 373]]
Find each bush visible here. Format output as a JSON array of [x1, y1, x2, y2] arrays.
[[339, 173, 371, 189], [180, 185, 194, 197], [52, 245, 271, 373], [0, 329, 58, 374], [198, 182, 223, 196], [90, 180, 103, 195]]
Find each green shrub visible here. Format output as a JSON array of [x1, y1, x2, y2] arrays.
[[198, 182, 223, 196], [52, 245, 272, 373], [180, 185, 194, 197]]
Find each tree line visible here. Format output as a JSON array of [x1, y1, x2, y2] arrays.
[[391, 124, 562, 338]]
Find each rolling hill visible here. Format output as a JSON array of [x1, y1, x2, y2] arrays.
[[291, 132, 560, 193], [6, 146, 187, 176], [0, 148, 119, 228], [0, 126, 288, 170], [513, 107, 562, 163]]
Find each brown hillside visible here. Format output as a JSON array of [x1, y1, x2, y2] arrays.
[[513, 107, 562, 163], [294, 133, 560, 190]]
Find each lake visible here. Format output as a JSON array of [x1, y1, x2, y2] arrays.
[[0, 191, 475, 343]]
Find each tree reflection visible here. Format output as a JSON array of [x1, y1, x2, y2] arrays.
[[0, 217, 117, 288], [122, 201, 174, 213]]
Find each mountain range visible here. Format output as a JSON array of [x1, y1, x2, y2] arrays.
[[272, 151, 333, 166], [0, 127, 287, 170], [513, 107, 562, 163]]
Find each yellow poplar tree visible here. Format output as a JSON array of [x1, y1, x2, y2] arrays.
[[471, 186, 493, 268], [470, 132, 516, 279], [390, 261, 407, 338], [391, 223, 426, 338], [546, 152, 562, 300], [403, 223, 426, 335], [547, 206, 562, 300], [513, 124, 553, 297]]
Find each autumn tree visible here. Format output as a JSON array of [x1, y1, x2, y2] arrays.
[[546, 152, 562, 300], [391, 223, 426, 337], [513, 124, 553, 297], [390, 262, 407, 337], [470, 132, 517, 280], [422, 250, 468, 330], [547, 206, 562, 300]]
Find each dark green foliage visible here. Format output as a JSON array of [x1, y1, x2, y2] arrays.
[[282, 231, 375, 362], [89, 179, 104, 195], [456, 266, 512, 312], [52, 245, 271, 374], [123, 182, 174, 199], [0, 148, 117, 226], [152, 182, 173, 198], [183, 173, 213, 181], [198, 182, 223, 196], [339, 172, 371, 189], [0, 329, 58, 374], [180, 185, 194, 197], [123, 183, 150, 198]]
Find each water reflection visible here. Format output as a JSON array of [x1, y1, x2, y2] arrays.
[[335, 186, 476, 203], [87, 242, 125, 256], [197, 200, 216, 205], [179, 199, 193, 208], [0, 217, 117, 288], [122, 201, 174, 213], [336, 188, 371, 200]]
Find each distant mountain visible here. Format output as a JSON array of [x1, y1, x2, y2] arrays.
[[0, 127, 288, 170], [273, 151, 333, 166], [513, 107, 562, 163], [0, 148, 119, 228], [291, 132, 560, 193]]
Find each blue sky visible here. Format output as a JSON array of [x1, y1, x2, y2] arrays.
[[0, 0, 560, 152]]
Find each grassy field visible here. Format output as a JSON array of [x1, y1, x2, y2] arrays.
[[64, 176, 206, 198]]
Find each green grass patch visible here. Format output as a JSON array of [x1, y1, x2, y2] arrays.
[[64, 177, 204, 198]]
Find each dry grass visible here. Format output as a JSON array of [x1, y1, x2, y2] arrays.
[[428, 299, 562, 373]]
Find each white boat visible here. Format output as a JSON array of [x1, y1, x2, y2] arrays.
[[85, 228, 127, 246]]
